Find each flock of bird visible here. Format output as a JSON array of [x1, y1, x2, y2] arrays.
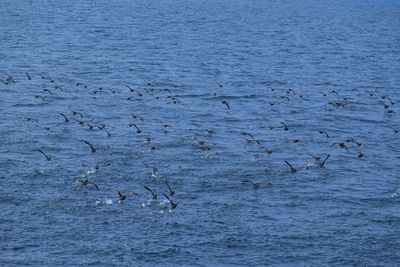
[[1, 69, 398, 210]]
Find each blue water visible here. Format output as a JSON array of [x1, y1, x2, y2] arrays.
[[1, 0, 400, 266]]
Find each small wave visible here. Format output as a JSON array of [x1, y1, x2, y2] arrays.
[[94, 199, 114, 205], [391, 187, 400, 198]]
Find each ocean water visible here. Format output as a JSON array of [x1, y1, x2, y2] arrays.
[[1, 0, 400, 266]]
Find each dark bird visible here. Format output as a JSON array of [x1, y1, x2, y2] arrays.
[[200, 143, 216, 151], [26, 117, 39, 124], [54, 86, 63, 92], [280, 95, 290, 102], [165, 180, 175, 196], [73, 118, 86, 126], [4, 73, 15, 84], [76, 179, 99, 190], [59, 113, 70, 123], [43, 89, 53, 95], [83, 140, 96, 153], [241, 179, 271, 189], [34, 95, 45, 102], [100, 127, 112, 137], [245, 139, 262, 145], [162, 193, 183, 209], [390, 127, 399, 134], [367, 89, 378, 96], [240, 132, 255, 140], [318, 130, 329, 138], [328, 101, 346, 108], [197, 140, 206, 146], [330, 90, 340, 97], [378, 100, 390, 110], [129, 123, 142, 133], [113, 190, 138, 202], [284, 160, 297, 173], [264, 147, 273, 155], [309, 154, 330, 167], [222, 100, 230, 110], [72, 111, 84, 119], [206, 129, 217, 136], [25, 72, 31, 80], [280, 122, 289, 131], [38, 149, 51, 161], [345, 137, 361, 147], [76, 82, 88, 88], [131, 114, 144, 122], [351, 147, 364, 158], [332, 142, 349, 152], [144, 186, 157, 200]]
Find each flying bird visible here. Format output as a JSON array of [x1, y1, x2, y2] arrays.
[[38, 149, 51, 161], [144, 186, 157, 200], [284, 160, 297, 173], [76, 179, 99, 190], [164, 180, 175, 196], [83, 140, 96, 153], [222, 100, 230, 110]]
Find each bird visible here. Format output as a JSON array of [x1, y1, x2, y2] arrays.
[[318, 130, 329, 138], [378, 100, 390, 110], [76, 82, 88, 88], [162, 193, 182, 209], [131, 114, 144, 122], [143, 186, 157, 200], [222, 100, 230, 110], [351, 147, 364, 158], [284, 160, 297, 173], [367, 89, 378, 96], [264, 147, 273, 155], [4, 73, 15, 84], [76, 179, 99, 190], [34, 95, 45, 102], [58, 113, 70, 123], [309, 154, 331, 167], [241, 179, 271, 189], [206, 129, 217, 136], [240, 132, 255, 140], [26, 117, 39, 124], [43, 89, 53, 95], [345, 137, 361, 147], [38, 149, 51, 161], [245, 139, 262, 145], [390, 127, 399, 134], [151, 167, 158, 178], [100, 127, 112, 137], [113, 190, 138, 202], [164, 180, 175, 196], [83, 140, 96, 153], [330, 90, 340, 97], [72, 111, 84, 119], [280, 122, 289, 131], [129, 123, 142, 133], [54, 86, 63, 92], [332, 142, 349, 152]]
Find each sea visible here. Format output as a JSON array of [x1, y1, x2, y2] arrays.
[[1, 0, 400, 266]]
